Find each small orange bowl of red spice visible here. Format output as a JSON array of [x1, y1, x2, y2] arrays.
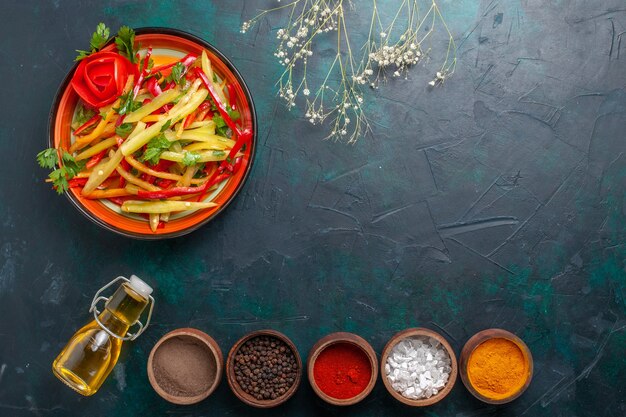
[[226, 330, 302, 408], [307, 332, 378, 406], [459, 329, 533, 404]]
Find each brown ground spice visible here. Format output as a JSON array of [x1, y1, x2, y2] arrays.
[[152, 335, 217, 397]]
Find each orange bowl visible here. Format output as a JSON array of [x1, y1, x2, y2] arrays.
[[48, 28, 256, 239]]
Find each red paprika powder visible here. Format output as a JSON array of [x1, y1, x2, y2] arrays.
[[313, 343, 372, 399]]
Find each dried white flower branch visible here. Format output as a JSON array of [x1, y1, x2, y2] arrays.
[[241, 0, 457, 143]]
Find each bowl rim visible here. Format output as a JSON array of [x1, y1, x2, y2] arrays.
[[380, 327, 458, 407], [147, 327, 224, 405], [47, 27, 257, 240], [459, 328, 534, 404], [306, 331, 378, 406], [226, 329, 302, 408]]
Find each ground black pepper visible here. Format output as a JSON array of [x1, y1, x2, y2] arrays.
[[152, 336, 217, 397], [233, 335, 298, 401]]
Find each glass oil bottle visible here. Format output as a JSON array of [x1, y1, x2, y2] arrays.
[[52, 275, 154, 396]]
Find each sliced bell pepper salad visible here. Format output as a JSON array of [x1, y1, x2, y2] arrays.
[[36, 25, 254, 234]]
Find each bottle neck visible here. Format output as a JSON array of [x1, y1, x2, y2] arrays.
[[97, 282, 149, 339], [97, 310, 130, 338]]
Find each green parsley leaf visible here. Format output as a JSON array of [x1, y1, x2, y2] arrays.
[[217, 127, 231, 137], [75, 23, 110, 61], [212, 150, 226, 157], [71, 103, 96, 130], [166, 62, 187, 86], [181, 151, 201, 166], [90, 23, 110, 51], [213, 114, 226, 128], [39, 151, 85, 194], [160, 120, 172, 132], [140, 134, 172, 165], [193, 164, 207, 177], [49, 168, 69, 195], [115, 26, 138, 63], [116, 91, 142, 115], [75, 50, 91, 61], [144, 70, 162, 82], [227, 109, 240, 121], [61, 152, 86, 178], [115, 123, 133, 138], [212, 114, 231, 137], [37, 148, 58, 169]]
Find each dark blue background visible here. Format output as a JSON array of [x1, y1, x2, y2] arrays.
[[1, 1, 625, 416]]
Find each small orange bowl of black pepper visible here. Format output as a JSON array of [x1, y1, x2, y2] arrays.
[[226, 329, 302, 408], [307, 332, 378, 406]]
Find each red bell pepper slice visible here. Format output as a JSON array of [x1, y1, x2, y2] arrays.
[[137, 173, 230, 199], [151, 159, 175, 171], [197, 68, 252, 167], [196, 157, 243, 202], [155, 178, 175, 188], [146, 77, 162, 96], [186, 70, 199, 83], [141, 172, 156, 185], [74, 114, 102, 136], [108, 196, 133, 206], [193, 68, 239, 133], [194, 67, 253, 162], [118, 159, 131, 188], [85, 150, 106, 169], [198, 102, 212, 112], [183, 109, 199, 129], [232, 156, 244, 173], [115, 114, 126, 127], [195, 102, 212, 121], [68, 178, 88, 188], [132, 47, 153, 100], [227, 84, 237, 110]]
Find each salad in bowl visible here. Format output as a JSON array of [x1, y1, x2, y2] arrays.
[[39, 24, 256, 238]]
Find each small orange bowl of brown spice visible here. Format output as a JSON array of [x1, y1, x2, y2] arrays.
[[459, 329, 533, 404], [147, 328, 223, 405]]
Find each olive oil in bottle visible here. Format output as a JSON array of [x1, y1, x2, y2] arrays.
[[53, 275, 154, 396]]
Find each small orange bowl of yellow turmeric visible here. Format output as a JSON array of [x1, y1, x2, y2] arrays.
[[459, 329, 533, 404]]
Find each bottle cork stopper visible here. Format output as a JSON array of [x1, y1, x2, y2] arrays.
[[129, 275, 153, 299]]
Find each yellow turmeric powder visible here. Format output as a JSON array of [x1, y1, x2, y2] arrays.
[[467, 338, 529, 400]]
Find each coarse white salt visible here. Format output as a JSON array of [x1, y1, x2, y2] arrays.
[[385, 336, 451, 400]]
